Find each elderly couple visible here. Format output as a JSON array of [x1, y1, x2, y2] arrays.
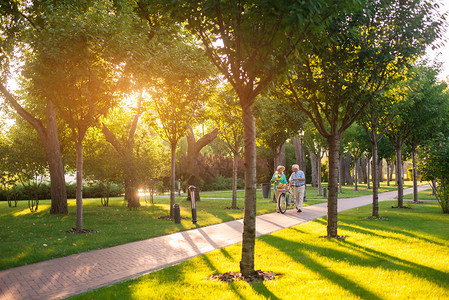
[[270, 164, 305, 213]]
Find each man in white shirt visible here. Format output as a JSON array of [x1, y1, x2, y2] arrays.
[[288, 164, 305, 212]]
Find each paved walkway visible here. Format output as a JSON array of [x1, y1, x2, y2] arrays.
[[0, 185, 430, 300]]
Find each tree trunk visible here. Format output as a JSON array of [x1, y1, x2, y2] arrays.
[[338, 165, 343, 194], [396, 146, 404, 207], [354, 158, 359, 191], [240, 104, 257, 277], [310, 152, 318, 187], [431, 180, 437, 196], [367, 157, 371, 189], [170, 142, 176, 218], [231, 153, 238, 208], [327, 135, 340, 238], [279, 143, 286, 167], [339, 154, 346, 186], [46, 101, 68, 214], [102, 122, 141, 208], [394, 161, 398, 185], [386, 161, 390, 186], [186, 128, 219, 201], [412, 149, 418, 203], [124, 152, 140, 209], [292, 137, 302, 167], [345, 153, 353, 185], [75, 138, 84, 231], [273, 143, 284, 171], [301, 138, 306, 184], [378, 159, 383, 183], [391, 162, 395, 185], [0, 86, 68, 214], [358, 160, 363, 184], [317, 153, 322, 196], [372, 140, 379, 218], [360, 155, 367, 183]]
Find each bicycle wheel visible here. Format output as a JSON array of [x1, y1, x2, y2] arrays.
[[289, 191, 295, 207], [278, 193, 287, 214]]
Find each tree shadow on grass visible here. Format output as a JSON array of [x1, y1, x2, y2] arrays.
[[198, 244, 282, 299], [338, 221, 448, 248], [263, 229, 449, 297], [199, 254, 250, 300], [338, 213, 449, 247], [313, 213, 448, 248], [262, 234, 383, 300], [334, 239, 449, 288], [220, 248, 234, 260], [250, 281, 282, 300]]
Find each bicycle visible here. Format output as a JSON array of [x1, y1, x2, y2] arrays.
[[277, 186, 300, 214]]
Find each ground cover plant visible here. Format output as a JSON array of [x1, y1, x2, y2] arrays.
[[69, 200, 449, 300], [0, 189, 324, 270]]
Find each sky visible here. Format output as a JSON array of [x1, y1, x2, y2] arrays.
[[426, 0, 449, 81], [426, 45, 449, 81]]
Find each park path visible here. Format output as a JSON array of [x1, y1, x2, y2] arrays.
[[0, 185, 430, 300]]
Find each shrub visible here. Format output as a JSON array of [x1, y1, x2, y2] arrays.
[[201, 174, 244, 191], [83, 183, 124, 198], [0, 182, 124, 201], [418, 134, 449, 213]]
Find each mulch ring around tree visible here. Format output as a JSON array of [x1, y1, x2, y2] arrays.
[[65, 228, 98, 234], [362, 216, 389, 220], [391, 206, 412, 209], [319, 235, 348, 240], [207, 270, 280, 283], [158, 216, 189, 220]]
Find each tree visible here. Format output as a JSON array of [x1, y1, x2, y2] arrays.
[[211, 87, 244, 209], [149, 0, 360, 277], [418, 133, 449, 213], [145, 29, 216, 218], [4, 117, 49, 211], [83, 118, 123, 207], [134, 127, 170, 204], [254, 95, 306, 171], [276, 0, 443, 237], [302, 123, 328, 194], [358, 90, 398, 217], [0, 149, 20, 208], [102, 102, 143, 209], [378, 137, 396, 186], [25, 1, 136, 231], [342, 124, 369, 192], [384, 64, 449, 208], [403, 63, 449, 203], [185, 127, 219, 202], [0, 0, 68, 213]]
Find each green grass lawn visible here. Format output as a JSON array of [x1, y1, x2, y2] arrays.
[[0, 182, 427, 271], [403, 188, 437, 200], [0, 189, 324, 270], [199, 181, 422, 200], [69, 200, 449, 300], [316, 181, 422, 199]]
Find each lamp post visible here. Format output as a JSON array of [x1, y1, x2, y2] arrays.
[[298, 130, 307, 202], [188, 185, 198, 224]]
